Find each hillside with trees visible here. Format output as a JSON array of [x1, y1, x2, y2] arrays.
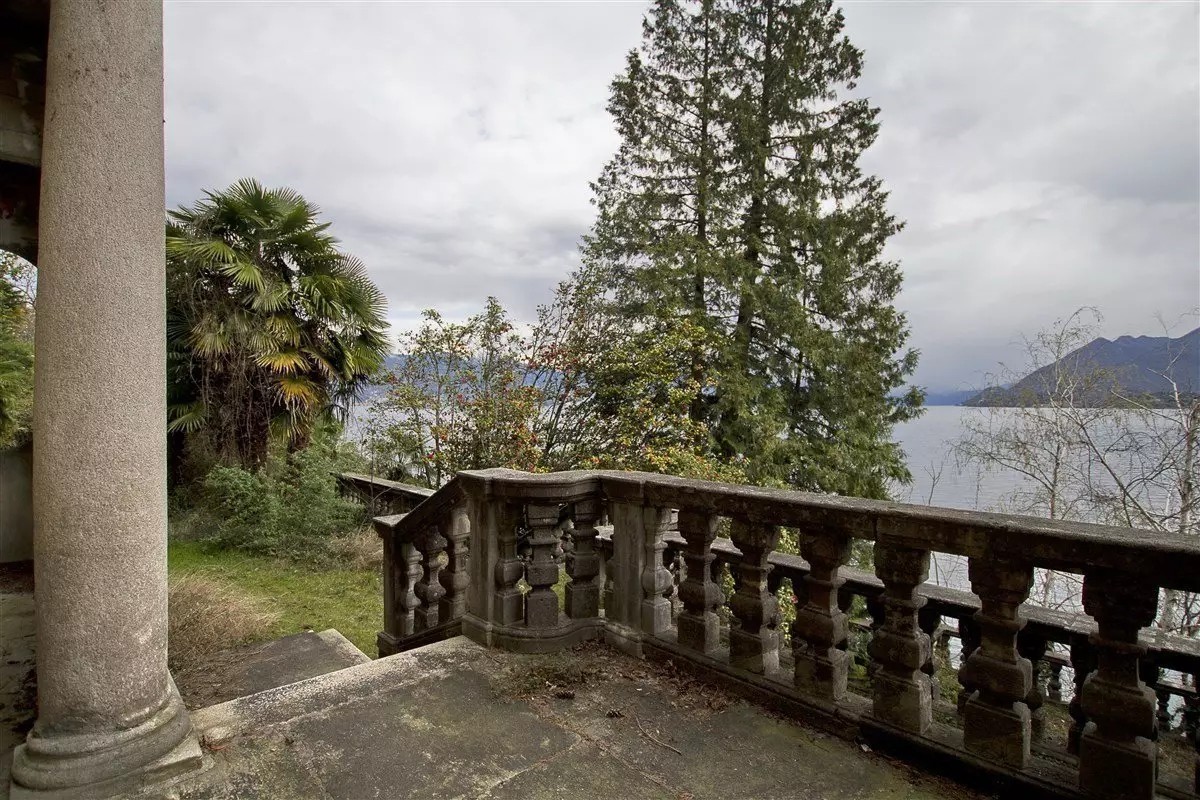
[[964, 325, 1198, 408]]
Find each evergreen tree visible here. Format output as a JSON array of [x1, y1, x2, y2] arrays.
[[584, 0, 921, 497]]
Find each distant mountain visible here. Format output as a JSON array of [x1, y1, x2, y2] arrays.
[[922, 388, 981, 406], [964, 328, 1199, 407]]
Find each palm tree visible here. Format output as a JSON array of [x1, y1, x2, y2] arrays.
[[167, 179, 388, 471]]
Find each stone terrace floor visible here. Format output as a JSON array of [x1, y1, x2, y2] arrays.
[[156, 636, 981, 800]]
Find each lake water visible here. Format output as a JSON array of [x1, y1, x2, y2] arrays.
[[892, 405, 1030, 512], [891, 405, 1084, 605]]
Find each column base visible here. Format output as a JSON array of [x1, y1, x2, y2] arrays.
[[730, 629, 779, 675], [963, 693, 1031, 768], [794, 647, 849, 701], [1078, 723, 1157, 800], [872, 671, 931, 734], [9, 682, 201, 798]]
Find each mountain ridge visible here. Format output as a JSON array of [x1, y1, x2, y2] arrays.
[[963, 327, 1199, 407]]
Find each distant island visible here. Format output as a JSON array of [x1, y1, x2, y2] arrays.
[[961, 327, 1199, 408]]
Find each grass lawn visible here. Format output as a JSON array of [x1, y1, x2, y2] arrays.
[[168, 540, 382, 657]]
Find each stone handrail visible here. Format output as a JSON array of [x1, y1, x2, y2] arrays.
[[371, 478, 467, 655], [374, 468, 1200, 799], [335, 472, 436, 516]]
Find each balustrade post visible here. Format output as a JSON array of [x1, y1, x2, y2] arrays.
[[525, 503, 562, 629], [793, 531, 852, 699], [869, 544, 932, 734], [565, 499, 602, 620], [960, 558, 1034, 768], [676, 509, 723, 654], [729, 520, 782, 674], [1078, 572, 1159, 800], [413, 526, 447, 632], [438, 508, 470, 623], [607, 503, 673, 641]]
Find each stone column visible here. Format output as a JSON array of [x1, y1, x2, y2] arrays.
[[10, 1, 199, 795]]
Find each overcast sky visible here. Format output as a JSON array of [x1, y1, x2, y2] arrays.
[[163, 0, 1200, 392]]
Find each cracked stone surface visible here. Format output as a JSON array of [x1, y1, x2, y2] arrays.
[[151, 636, 979, 800]]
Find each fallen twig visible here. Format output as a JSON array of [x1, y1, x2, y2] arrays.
[[633, 714, 682, 756]]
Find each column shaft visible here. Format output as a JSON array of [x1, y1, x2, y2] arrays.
[[12, 0, 195, 792]]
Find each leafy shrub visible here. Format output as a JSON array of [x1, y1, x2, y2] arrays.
[[195, 443, 367, 558]]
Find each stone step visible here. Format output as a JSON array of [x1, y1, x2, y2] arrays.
[[179, 629, 371, 709]]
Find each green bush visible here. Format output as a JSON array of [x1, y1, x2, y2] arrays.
[[194, 442, 366, 558]]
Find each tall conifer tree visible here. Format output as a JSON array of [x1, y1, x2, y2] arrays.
[[584, 0, 921, 497]]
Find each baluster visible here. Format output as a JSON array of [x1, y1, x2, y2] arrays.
[[565, 499, 601, 620], [1155, 687, 1172, 733], [396, 538, 422, 638], [1140, 660, 1168, 734], [662, 544, 681, 608], [957, 614, 981, 714], [864, 592, 885, 679], [918, 607, 942, 708], [525, 503, 562, 629], [641, 507, 674, 637], [677, 508, 722, 654], [1018, 634, 1048, 742], [413, 525, 447, 632], [600, 543, 613, 613], [377, 528, 421, 654], [492, 501, 524, 626], [1184, 679, 1200, 740], [1067, 632, 1096, 754], [793, 531, 852, 699], [438, 508, 470, 624], [1078, 571, 1159, 800], [1047, 660, 1063, 703], [1191, 674, 1199, 794], [558, 519, 573, 564], [960, 558, 1034, 768], [728, 519, 782, 674], [869, 544, 932, 734]]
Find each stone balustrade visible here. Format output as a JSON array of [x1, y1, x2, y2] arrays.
[[335, 471, 436, 516], [364, 469, 1200, 800]]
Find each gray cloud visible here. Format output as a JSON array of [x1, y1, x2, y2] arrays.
[[164, 0, 1199, 391]]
